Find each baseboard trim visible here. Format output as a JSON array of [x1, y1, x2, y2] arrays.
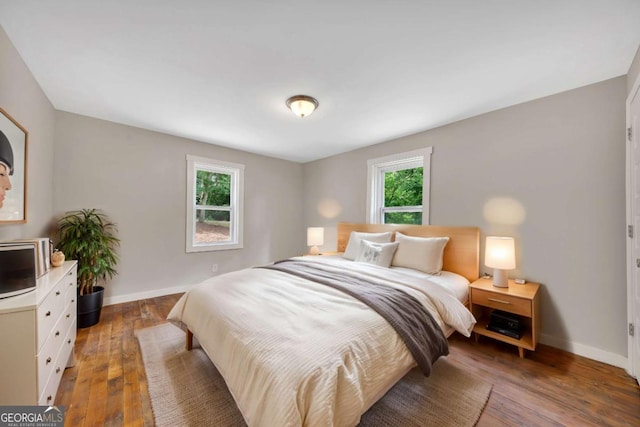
[[540, 333, 628, 370], [104, 285, 191, 306]]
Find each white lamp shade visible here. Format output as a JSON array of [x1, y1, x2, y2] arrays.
[[485, 236, 516, 269], [307, 227, 324, 246]]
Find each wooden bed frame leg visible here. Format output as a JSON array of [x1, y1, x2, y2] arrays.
[[186, 329, 193, 351]]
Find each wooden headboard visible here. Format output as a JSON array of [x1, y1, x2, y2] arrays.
[[337, 222, 480, 282]]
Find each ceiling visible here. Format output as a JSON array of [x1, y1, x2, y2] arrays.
[[1, 1, 639, 163]]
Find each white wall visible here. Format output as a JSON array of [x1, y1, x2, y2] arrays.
[[303, 77, 628, 366], [0, 26, 56, 240], [53, 112, 305, 303]]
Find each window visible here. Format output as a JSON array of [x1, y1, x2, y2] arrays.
[[367, 147, 432, 225], [186, 155, 244, 252]]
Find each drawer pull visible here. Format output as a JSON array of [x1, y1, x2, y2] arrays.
[[45, 311, 51, 317], [55, 330, 60, 337], [47, 395, 52, 402], [56, 367, 61, 374], [487, 298, 511, 305], [66, 313, 71, 319], [56, 291, 61, 296], [67, 339, 71, 344], [46, 357, 52, 364], [68, 271, 73, 276]]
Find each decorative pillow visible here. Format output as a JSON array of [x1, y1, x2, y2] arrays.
[[343, 231, 393, 260], [355, 240, 399, 268], [391, 232, 450, 274]]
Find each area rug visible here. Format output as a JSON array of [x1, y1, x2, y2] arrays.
[[136, 323, 492, 427]]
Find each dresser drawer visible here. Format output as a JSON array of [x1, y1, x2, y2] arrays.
[[471, 289, 532, 317], [63, 277, 77, 316], [63, 269, 77, 306], [36, 293, 77, 392], [37, 312, 68, 391], [36, 278, 69, 350], [39, 321, 75, 406]]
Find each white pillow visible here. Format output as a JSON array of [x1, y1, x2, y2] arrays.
[[355, 240, 399, 268], [391, 232, 449, 274], [343, 231, 393, 260]]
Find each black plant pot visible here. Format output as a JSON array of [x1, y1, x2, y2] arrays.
[[77, 286, 105, 328]]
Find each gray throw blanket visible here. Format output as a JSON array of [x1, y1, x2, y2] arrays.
[[259, 259, 448, 376]]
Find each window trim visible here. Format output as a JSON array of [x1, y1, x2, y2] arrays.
[[186, 155, 244, 252], [366, 147, 432, 225]]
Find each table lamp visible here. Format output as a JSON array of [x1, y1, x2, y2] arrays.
[[307, 227, 324, 255], [485, 236, 516, 287]]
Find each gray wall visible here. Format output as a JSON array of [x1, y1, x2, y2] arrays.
[[0, 26, 56, 240], [628, 45, 640, 94], [54, 112, 304, 302], [304, 77, 628, 363]]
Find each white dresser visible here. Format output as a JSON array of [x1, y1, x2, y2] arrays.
[[0, 261, 77, 405]]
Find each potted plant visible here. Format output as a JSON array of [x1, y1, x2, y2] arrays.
[[57, 209, 120, 328]]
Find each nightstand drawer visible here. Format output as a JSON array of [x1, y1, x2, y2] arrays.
[[471, 289, 531, 317]]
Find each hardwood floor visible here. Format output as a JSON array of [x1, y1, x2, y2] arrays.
[[56, 294, 178, 426], [56, 294, 640, 426]]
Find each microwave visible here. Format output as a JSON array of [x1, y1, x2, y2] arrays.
[[0, 243, 37, 299], [9, 238, 51, 277]]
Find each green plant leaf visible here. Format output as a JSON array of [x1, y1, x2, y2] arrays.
[[56, 209, 120, 295]]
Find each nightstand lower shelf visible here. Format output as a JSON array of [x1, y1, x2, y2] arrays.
[[472, 318, 534, 358]]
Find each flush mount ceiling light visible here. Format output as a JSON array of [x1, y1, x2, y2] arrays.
[[286, 95, 319, 118]]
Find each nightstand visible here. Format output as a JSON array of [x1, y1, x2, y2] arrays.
[[469, 277, 540, 358]]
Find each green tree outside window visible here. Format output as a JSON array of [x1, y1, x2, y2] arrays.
[[196, 171, 231, 222], [383, 167, 423, 225]]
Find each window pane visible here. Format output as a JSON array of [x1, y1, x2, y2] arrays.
[[367, 148, 431, 225], [195, 209, 231, 243], [384, 211, 422, 225], [384, 167, 423, 207], [187, 155, 244, 252], [196, 170, 231, 206]]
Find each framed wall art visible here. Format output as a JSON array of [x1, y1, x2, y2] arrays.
[[0, 107, 28, 223]]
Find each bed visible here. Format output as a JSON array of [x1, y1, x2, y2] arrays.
[[167, 222, 479, 427]]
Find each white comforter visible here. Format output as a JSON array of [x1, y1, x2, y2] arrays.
[[167, 256, 476, 427]]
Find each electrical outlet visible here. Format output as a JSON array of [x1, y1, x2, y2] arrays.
[[211, 264, 218, 273]]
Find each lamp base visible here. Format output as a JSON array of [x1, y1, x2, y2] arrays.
[[492, 269, 509, 287], [309, 246, 320, 255]]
